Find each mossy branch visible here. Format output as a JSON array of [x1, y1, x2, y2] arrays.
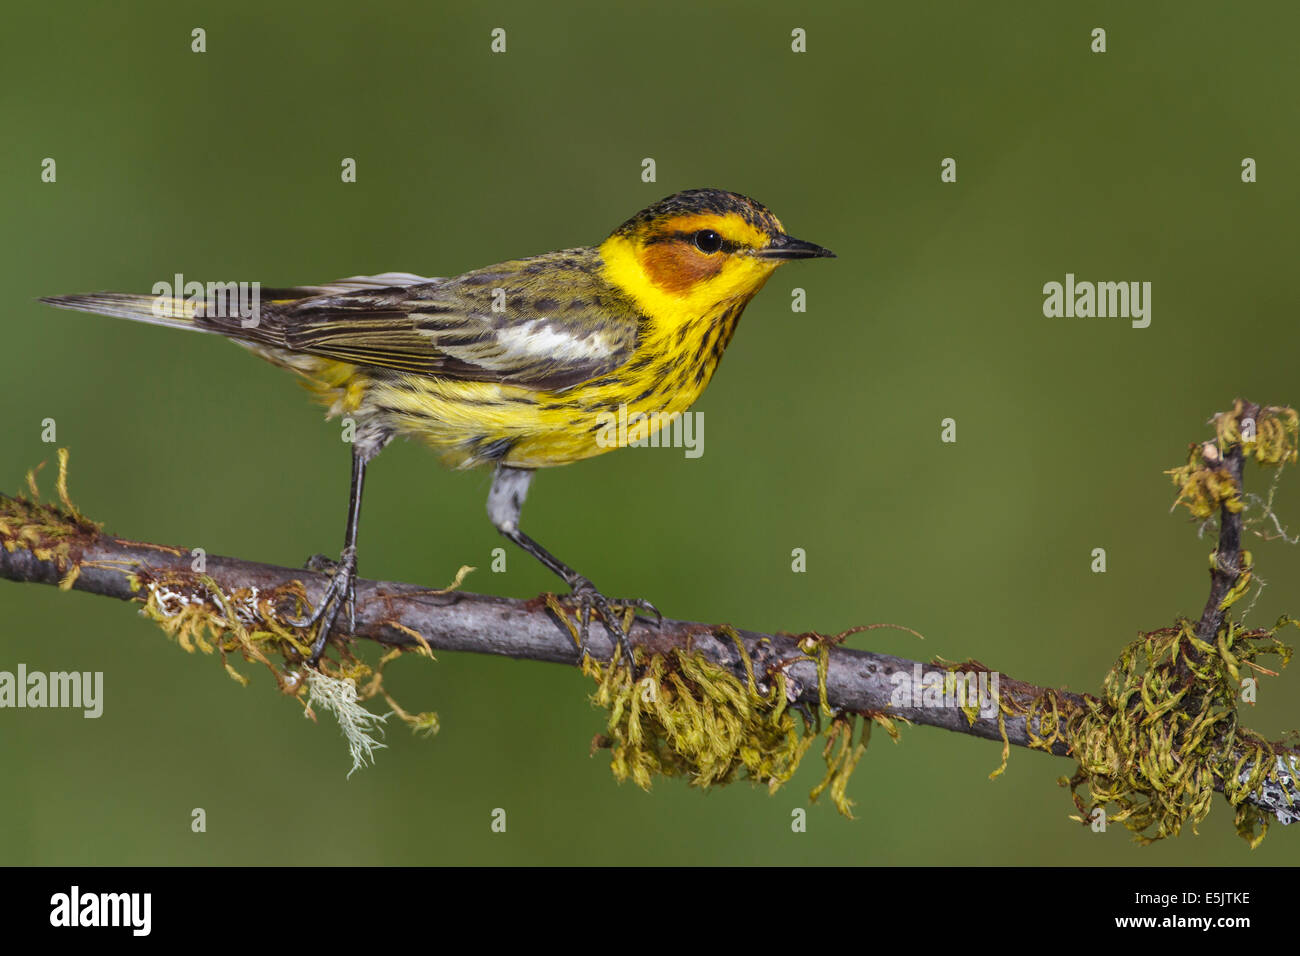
[[1, 400, 1298, 841]]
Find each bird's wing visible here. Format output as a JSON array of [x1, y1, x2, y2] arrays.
[[203, 252, 644, 393]]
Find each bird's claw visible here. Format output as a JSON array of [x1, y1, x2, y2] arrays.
[[628, 597, 663, 628], [564, 578, 657, 668], [285, 547, 358, 665]]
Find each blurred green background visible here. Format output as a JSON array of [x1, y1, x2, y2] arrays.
[[2, 0, 1297, 865]]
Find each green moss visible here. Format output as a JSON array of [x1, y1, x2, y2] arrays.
[[1060, 618, 1293, 846], [0, 448, 100, 579], [1, 450, 440, 760], [557, 598, 901, 818], [1168, 403, 1299, 520]]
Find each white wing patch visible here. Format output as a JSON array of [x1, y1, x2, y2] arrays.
[[488, 319, 618, 367]]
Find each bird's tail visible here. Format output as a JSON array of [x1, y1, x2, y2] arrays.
[[39, 292, 208, 334], [40, 273, 434, 338]]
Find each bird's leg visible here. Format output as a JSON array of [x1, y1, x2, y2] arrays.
[[487, 464, 659, 665], [286, 443, 373, 666]]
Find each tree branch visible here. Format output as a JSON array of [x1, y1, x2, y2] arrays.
[[0, 524, 1060, 746], [1, 464, 1296, 822], [1195, 399, 1254, 645]]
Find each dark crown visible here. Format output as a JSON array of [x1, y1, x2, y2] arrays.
[[612, 188, 781, 238]]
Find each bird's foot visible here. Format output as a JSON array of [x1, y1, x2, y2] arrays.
[[285, 546, 358, 666], [563, 577, 661, 668]]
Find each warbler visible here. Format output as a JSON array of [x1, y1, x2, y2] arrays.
[[42, 188, 834, 664]]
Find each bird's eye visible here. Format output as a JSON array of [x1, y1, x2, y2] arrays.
[[693, 229, 723, 254]]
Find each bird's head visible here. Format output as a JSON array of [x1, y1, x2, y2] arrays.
[[599, 188, 834, 325]]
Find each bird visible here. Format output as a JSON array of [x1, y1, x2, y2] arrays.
[[41, 187, 834, 666]]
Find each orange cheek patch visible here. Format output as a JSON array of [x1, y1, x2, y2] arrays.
[[639, 243, 725, 295]]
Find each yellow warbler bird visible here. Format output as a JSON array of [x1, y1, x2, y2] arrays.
[[42, 188, 834, 664]]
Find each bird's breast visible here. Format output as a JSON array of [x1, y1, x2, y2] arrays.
[[575, 295, 750, 415]]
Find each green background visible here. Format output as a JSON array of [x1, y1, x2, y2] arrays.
[[2, 1, 1297, 865]]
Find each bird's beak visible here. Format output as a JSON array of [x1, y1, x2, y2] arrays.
[[754, 233, 836, 261]]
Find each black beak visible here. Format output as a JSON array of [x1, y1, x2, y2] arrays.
[[754, 234, 836, 261]]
